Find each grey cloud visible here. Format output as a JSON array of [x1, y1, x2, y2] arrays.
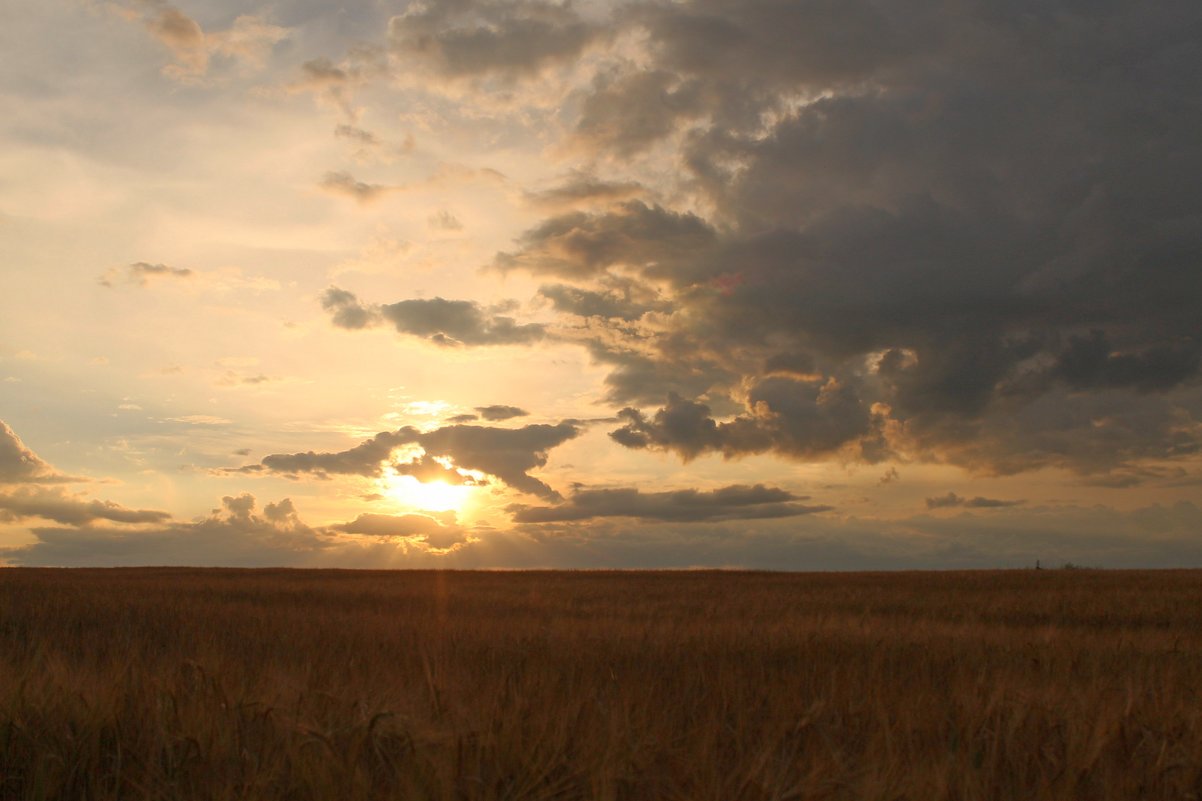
[[141, 3, 207, 77], [474, 405, 528, 421], [416, 422, 581, 499], [319, 171, 392, 203], [301, 57, 349, 86], [334, 124, 380, 146], [260, 428, 418, 478], [99, 262, 193, 288], [525, 174, 644, 209], [322, 287, 545, 346], [0, 420, 72, 484], [925, 492, 1025, 510], [9, 496, 1202, 570], [254, 421, 581, 499], [538, 283, 662, 322], [510, 483, 830, 523], [120, 3, 288, 81], [496, 201, 715, 280], [0, 488, 170, 526], [321, 287, 377, 330], [0, 494, 335, 568], [573, 69, 706, 156], [479, 0, 1202, 478], [1054, 331, 1201, 394], [393, 454, 485, 485], [610, 381, 881, 463], [387, 0, 602, 81], [336, 513, 467, 550], [379, 297, 545, 346], [446, 414, 479, 423], [428, 210, 464, 231]]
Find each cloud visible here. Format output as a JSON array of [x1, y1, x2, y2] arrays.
[[380, 298, 546, 347], [115, 2, 288, 82], [0, 487, 170, 526], [335, 512, 468, 550], [334, 124, 380, 146], [538, 283, 663, 322], [466, 0, 1202, 480], [524, 174, 644, 209], [166, 415, 231, 426], [428, 210, 464, 231], [321, 287, 377, 329], [287, 55, 382, 116], [0, 420, 169, 529], [573, 69, 706, 156], [0, 420, 75, 484], [99, 262, 193, 288], [387, 0, 603, 82], [253, 421, 582, 499], [320, 287, 544, 346], [258, 428, 418, 478], [319, 171, 393, 204], [496, 200, 715, 280], [475, 405, 528, 421], [392, 454, 486, 486], [411, 422, 581, 499], [510, 483, 830, 523], [925, 492, 1025, 510], [609, 384, 882, 463], [1054, 331, 1201, 394], [0, 493, 330, 568]]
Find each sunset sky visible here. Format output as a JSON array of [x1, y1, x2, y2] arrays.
[[2, 0, 1200, 568]]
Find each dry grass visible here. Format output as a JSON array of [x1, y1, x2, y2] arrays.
[[1, 568, 1201, 800]]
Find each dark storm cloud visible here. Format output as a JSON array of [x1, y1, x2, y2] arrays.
[[320, 287, 545, 346], [479, 0, 1202, 478], [1053, 331, 1202, 394], [925, 492, 1025, 510], [387, 0, 603, 81], [253, 422, 581, 498], [495, 201, 715, 280], [475, 405, 528, 421], [509, 483, 830, 523]]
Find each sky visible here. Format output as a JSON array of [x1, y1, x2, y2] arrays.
[[1, 0, 1200, 569]]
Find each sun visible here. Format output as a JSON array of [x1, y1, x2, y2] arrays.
[[383, 474, 474, 514]]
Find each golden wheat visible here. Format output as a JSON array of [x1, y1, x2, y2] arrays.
[[1, 568, 1201, 800]]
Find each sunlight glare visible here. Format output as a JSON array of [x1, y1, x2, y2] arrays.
[[383, 474, 474, 513]]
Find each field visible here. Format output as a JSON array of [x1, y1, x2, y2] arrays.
[[1, 568, 1201, 800]]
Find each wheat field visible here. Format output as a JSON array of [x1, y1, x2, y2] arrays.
[[1, 568, 1201, 800]]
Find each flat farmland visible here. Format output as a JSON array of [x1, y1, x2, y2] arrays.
[[1, 568, 1201, 800]]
